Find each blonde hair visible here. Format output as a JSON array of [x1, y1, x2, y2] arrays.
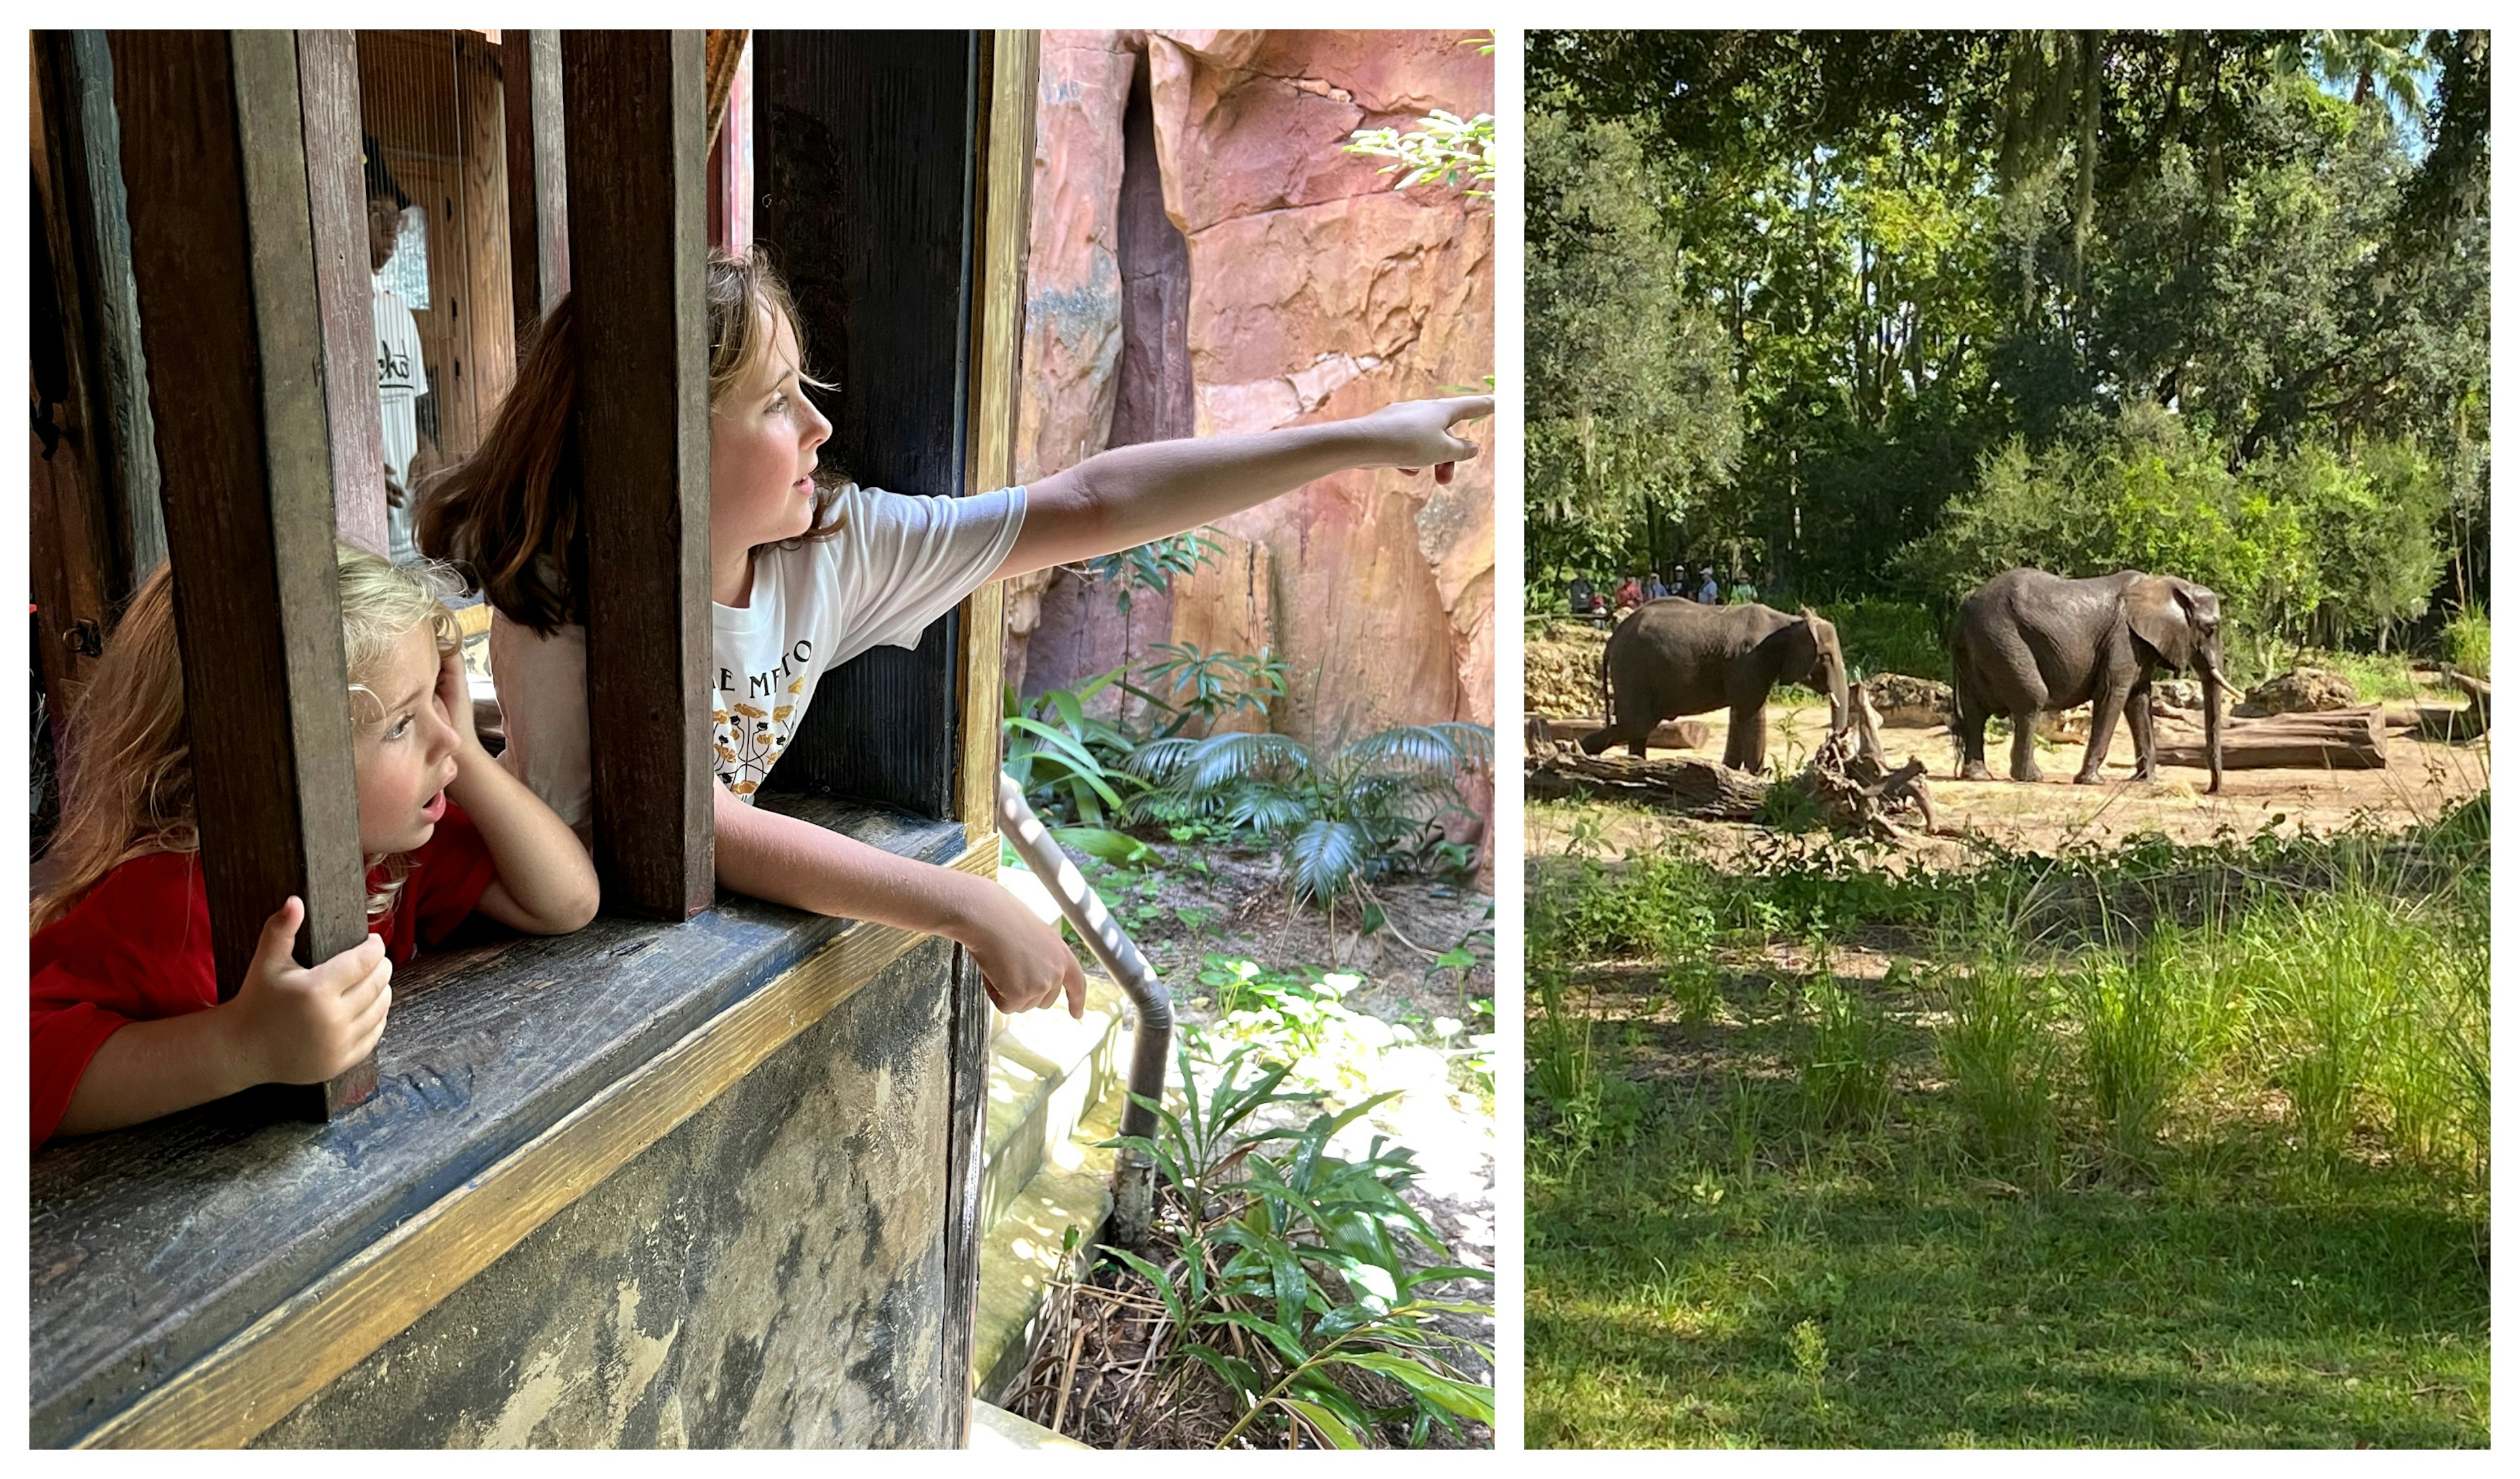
[[421, 245, 844, 635], [33, 545, 463, 933]]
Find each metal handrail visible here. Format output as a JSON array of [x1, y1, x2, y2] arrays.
[[994, 774, 1172, 1245]]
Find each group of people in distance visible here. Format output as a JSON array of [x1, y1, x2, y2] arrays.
[[29, 231, 1492, 1148], [1568, 565, 1739, 622]]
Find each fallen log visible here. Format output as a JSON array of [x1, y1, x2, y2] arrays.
[[2154, 706, 2387, 770], [1538, 715, 1713, 751], [1524, 743, 1768, 818]]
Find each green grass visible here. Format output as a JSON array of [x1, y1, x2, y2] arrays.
[[1526, 799, 2489, 1448]]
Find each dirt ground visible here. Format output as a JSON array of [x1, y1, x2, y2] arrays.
[[1528, 700, 2490, 864]]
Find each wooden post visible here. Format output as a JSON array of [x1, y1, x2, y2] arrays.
[[938, 34, 1036, 1436], [956, 29, 1035, 848], [502, 28, 567, 331], [562, 30, 714, 920], [753, 31, 979, 816], [295, 30, 388, 556], [109, 30, 376, 1117]]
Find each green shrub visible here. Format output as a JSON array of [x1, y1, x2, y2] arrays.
[[1814, 599, 1948, 682], [2443, 608, 2490, 678]]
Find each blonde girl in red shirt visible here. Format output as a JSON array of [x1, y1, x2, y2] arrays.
[[28, 545, 600, 1146]]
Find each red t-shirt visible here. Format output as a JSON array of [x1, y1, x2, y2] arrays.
[[28, 802, 497, 1147]]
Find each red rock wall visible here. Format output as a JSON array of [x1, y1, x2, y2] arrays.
[[1009, 30, 1494, 751]]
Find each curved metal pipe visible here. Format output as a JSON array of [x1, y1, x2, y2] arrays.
[[994, 774, 1173, 1245]]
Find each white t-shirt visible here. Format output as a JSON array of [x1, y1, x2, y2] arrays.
[[373, 274, 429, 566], [490, 482, 1027, 827]]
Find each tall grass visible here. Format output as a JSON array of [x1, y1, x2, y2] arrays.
[[1936, 953, 2059, 1179], [2061, 934, 2195, 1170]]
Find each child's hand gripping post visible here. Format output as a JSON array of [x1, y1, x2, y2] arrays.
[[225, 895, 395, 1087]]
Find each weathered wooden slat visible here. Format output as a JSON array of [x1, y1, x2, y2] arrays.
[[52, 31, 169, 586], [32, 802, 971, 1448], [501, 28, 568, 330], [295, 30, 388, 556], [562, 29, 714, 919], [754, 31, 979, 816], [109, 29, 373, 1117]]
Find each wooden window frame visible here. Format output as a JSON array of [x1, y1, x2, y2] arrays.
[[33, 28, 1035, 1448]]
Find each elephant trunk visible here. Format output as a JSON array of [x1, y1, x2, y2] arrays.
[[1826, 657, 1850, 736], [2202, 659, 2226, 795]]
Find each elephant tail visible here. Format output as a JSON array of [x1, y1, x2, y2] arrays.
[[1598, 643, 1614, 731]]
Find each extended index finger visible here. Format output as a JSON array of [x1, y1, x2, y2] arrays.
[[1439, 394, 1496, 425]]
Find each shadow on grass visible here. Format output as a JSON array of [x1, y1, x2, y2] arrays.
[[1529, 1170, 2487, 1447]]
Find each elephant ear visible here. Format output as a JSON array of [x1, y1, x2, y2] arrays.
[[2125, 577, 2195, 669]]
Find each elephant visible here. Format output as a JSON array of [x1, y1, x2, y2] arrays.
[[1581, 600, 1850, 771], [1948, 568, 2243, 793]]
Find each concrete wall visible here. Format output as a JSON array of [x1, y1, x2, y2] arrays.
[[257, 939, 959, 1448]]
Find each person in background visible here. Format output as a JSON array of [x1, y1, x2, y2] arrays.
[[1568, 573, 1596, 618], [1644, 570, 1666, 602], [366, 136, 437, 567], [1696, 566, 1720, 604], [1614, 572, 1643, 610]]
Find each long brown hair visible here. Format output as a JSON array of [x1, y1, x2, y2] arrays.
[[33, 547, 465, 933], [419, 248, 842, 634]]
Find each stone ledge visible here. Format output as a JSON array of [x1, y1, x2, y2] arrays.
[[972, 1086, 1122, 1407], [982, 976, 1126, 1230]]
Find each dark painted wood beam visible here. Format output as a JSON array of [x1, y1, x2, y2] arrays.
[[108, 29, 375, 1117], [753, 30, 979, 817], [562, 29, 714, 919]]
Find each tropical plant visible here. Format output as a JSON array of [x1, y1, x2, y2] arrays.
[[1138, 642, 1290, 738], [1082, 530, 1223, 617], [1129, 722, 1496, 906], [1104, 1041, 1495, 1448], [1003, 668, 1154, 856]]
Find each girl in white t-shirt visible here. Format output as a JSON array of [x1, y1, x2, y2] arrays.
[[423, 251, 1488, 1021]]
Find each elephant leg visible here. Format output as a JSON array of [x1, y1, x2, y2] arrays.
[[1954, 688, 1994, 781], [1725, 699, 1765, 772], [2128, 684, 2158, 781], [2077, 684, 2128, 785], [2009, 711, 2044, 783]]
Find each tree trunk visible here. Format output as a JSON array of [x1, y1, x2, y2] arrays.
[[2154, 707, 2387, 770], [1542, 716, 1711, 750], [1526, 745, 1767, 818]]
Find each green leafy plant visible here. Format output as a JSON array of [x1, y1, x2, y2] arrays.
[[1082, 530, 1223, 617], [1003, 667, 1155, 846], [1346, 110, 1496, 197], [1130, 722, 1495, 906], [1138, 642, 1290, 738], [1103, 1042, 1495, 1448]]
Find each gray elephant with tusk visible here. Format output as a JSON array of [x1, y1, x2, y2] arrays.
[[1949, 568, 2243, 793], [1581, 600, 1850, 771]]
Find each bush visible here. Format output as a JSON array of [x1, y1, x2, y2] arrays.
[[2442, 608, 2490, 678], [1813, 599, 1946, 681]]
